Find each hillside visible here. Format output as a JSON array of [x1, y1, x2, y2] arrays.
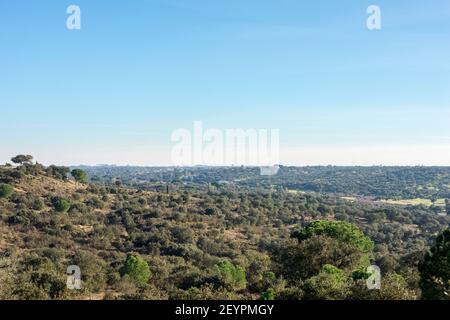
[[78, 165, 450, 201], [1, 160, 449, 300]]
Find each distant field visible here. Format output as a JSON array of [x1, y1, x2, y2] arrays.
[[339, 196, 447, 208], [434, 198, 446, 206], [378, 198, 433, 206], [378, 198, 446, 207], [341, 196, 357, 202]]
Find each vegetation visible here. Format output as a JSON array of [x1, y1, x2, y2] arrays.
[[77, 165, 450, 201], [51, 197, 71, 213], [215, 260, 247, 291], [11, 155, 33, 165], [294, 220, 374, 253], [0, 184, 13, 198], [120, 253, 152, 285], [419, 229, 450, 299], [0, 156, 449, 300], [71, 169, 88, 184]]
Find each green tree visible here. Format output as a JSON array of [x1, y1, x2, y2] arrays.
[[0, 184, 13, 198], [294, 220, 374, 253], [260, 288, 276, 300], [281, 220, 374, 284], [46, 166, 70, 180], [351, 273, 417, 300], [215, 260, 247, 291], [419, 229, 450, 299], [246, 251, 273, 292], [71, 169, 88, 183], [303, 264, 351, 300], [120, 253, 152, 285], [11, 155, 33, 165], [51, 197, 71, 213]]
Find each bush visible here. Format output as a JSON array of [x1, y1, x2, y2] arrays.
[[215, 260, 247, 291], [204, 207, 216, 215], [85, 197, 105, 209], [0, 184, 13, 198], [419, 229, 450, 299], [31, 198, 44, 210], [295, 220, 374, 253], [120, 253, 152, 285], [71, 169, 88, 183], [51, 197, 71, 213]]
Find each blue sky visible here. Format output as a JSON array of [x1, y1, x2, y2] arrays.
[[1, 0, 450, 165]]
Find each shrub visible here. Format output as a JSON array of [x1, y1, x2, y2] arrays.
[[120, 253, 152, 285], [71, 169, 88, 183], [419, 229, 450, 299], [295, 220, 374, 253], [0, 184, 13, 198], [51, 197, 71, 213], [215, 260, 247, 291]]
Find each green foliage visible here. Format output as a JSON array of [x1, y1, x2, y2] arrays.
[[281, 234, 370, 285], [120, 253, 152, 285], [51, 197, 71, 213], [215, 260, 247, 291], [260, 288, 276, 300], [352, 268, 371, 280], [46, 165, 70, 180], [0, 183, 13, 198], [204, 207, 216, 215], [246, 252, 273, 292], [11, 155, 33, 165], [85, 196, 105, 209], [322, 264, 346, 282], [72, 250, 107, 292], [352, 273, 417, 300], [71, 169, 88, 183], [303, 265, 350, 300], [419, 229, 450, 300], [13, 253, 68, 299], [2, 160, 450, 300], [295, 220, 374, 253]]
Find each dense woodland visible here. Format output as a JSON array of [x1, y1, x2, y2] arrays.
[[1, 155, 449, 300], [78, 165, 450, 200]]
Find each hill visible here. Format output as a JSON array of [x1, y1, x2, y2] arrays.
[[1, 159, 449, 300]]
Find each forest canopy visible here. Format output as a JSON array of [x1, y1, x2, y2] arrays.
[[0, 156, 449, 300]]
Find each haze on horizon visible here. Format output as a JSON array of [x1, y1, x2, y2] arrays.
[[1, 0, 449, 166]]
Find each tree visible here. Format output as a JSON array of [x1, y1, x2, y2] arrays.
[[302, 264, 351, 300], [11, 155, 33, 165], [282, 221, 374, 285], [0, 184, 13, 198], [294, 220, 374, 253], [246, 251, 276, 292], [215, 260, 247, 291], [72, 250, 107, 292], [351, 273, 417, 300], [71, 169, 88, 183], [260, 288, 276, 300], [51, 197, 71, 213], [419, 229, 450, 300], [120, 253, 151, 285], [46, 166, 70, 180]]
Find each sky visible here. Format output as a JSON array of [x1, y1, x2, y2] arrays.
[[1, 0, 450, 166]]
